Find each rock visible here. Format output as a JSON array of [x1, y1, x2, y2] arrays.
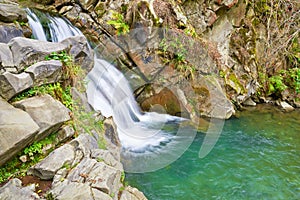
[[243, 97, 256, 106], [0, 43, 14, 69], [25, 60, 63, 86], [13, 94, 70, 141], [0, 178, 40, 200], [0, 23, 24, 44], [70, 87, 93, 112], [103, 118, 121, 161], [0, 98, 40, 166], [120, 186, 147, 200], [91, 149, 123, 171], [0, 71, 33, 100], [8, 37, 68, 72], [51, 180, 94, 200], [92, 188, 114, 200], [55, 125, 75, 144], [88, 161, 122, 196], [67, 158, 97, 183], [69, 133, 99, 157], [28, 144, 75, 180], [19, 155, 28, 163], [279, 101, 294, 112], [60, 35, 94, 72], [0, 3, 27, 23]]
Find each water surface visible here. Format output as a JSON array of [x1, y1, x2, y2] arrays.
[[126, 105, 300, 199]]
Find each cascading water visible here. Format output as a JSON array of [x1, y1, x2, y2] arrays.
[[26, 8, 82, 42], [26, 8, 197, 172]]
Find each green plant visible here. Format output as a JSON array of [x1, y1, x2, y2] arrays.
[[268, 75, 287, 95], [107, 10, 129, 35], [0, 132, 57, 184]]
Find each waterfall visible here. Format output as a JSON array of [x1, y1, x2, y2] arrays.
[[26, 8, 196, 172], [26, 8, 82, 42]]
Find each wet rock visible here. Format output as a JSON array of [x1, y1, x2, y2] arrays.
[[120, 186, 147, 200], [0, 3, 27, 23], [279, 101, 294, 112], [0, 178, 40, 200], [0, 98, 39, 166], [8, 37, 67, 72], [13, 94, 70, 141], [0, 23, 24, 43], [28, 144, 75, 180], [103, 118, 121, 161], [25, 60, 63, 86], [0, 71, 33, 100]]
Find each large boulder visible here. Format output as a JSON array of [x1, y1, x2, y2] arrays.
[[13, 94, 71, 141], [8, 37, 68, 72], [0, 98, 40, 166], [120, 186, 147, 200], [0, 3, 27, 23], [0, 71, 33, 100]]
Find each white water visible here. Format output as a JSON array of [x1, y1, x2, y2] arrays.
[[26, 8, 82, 42], [86, 58, 184, 151]]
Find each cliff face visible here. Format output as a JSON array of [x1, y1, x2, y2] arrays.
[[17, 0, 299, 119]]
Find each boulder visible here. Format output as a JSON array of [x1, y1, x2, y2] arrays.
[[28, 144, 75, 180], [0, 98, 40, 166], [8, 37, 68, 72], [0, 3, 27, 23], [0, 178, 40, 200], [0, 71, 33, 100], [25, 60, 63, 86], [13, 94, 70, 141]]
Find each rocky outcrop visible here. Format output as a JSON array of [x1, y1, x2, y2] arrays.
[[13, 94, 71, 141], [0, 98, 40, 166]]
